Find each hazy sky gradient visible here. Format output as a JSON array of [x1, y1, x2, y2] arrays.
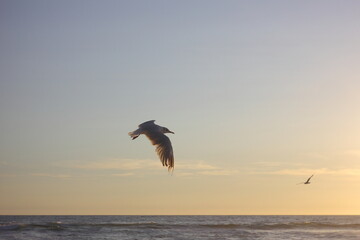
[[1, 0, 360, 215]]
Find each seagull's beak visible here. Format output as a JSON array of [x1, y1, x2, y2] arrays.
[[169, 131, 174, 134]]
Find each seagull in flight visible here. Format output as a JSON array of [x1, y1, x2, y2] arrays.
[[129, 120, 174, 172], [298, 174, 314, 185]]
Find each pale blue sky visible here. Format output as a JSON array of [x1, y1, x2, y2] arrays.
[[1, 0, 360, 214]]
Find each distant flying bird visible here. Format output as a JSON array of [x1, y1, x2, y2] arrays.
[[298, 174, 314, 185], [129, 120, 174, 171]]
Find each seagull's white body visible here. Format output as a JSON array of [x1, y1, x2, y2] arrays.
[[129, 120, 174, 171]]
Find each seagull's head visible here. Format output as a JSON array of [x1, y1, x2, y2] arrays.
[[162, 127, 174, 134]]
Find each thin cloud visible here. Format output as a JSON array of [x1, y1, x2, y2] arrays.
[[175, 172, 195, 177], [254, 168, 360, 176], [0, 174, 18, 177], [343, 150, 360, 158], [301, 152, 330, 160], [300, 150, 360, 160], [250, 161, 312, 172], [73, 159, 220, 171], [112, 173, 134, 177], [252, 161, 294, 168], [0, 161, 8, 166], [73, 159, 160, 170], [198, 170, 239, 176], [30, 173, 71, 178], [69, 158, 237, 176], [176, 162, 218, 170]]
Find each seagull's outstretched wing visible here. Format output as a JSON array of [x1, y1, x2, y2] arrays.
[[307, 174, 314, 182], [145, 131, 174, 171], [139, 120, 156, 128]]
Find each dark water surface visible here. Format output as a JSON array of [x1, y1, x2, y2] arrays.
[[1, 215, 360, 239]]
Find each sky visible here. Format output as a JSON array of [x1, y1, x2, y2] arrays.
[[1, 0, 360, 215]]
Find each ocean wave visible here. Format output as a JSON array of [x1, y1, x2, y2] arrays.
[[201, 222, 360, 230], [0, 224, 21, 231], [0, 222, 161, 231], [0, 222, 66, 231], [1, 221, 360, 232]]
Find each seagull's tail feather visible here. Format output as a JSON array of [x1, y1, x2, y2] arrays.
[[128, 128, 142, 140]]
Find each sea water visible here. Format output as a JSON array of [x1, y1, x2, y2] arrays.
[[1, 215, 359, 240]]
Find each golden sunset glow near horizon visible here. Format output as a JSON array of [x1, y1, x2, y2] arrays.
[[1, 0, 360, 215]]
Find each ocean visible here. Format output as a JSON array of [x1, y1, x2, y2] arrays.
[[1, 215, 359, 240]]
